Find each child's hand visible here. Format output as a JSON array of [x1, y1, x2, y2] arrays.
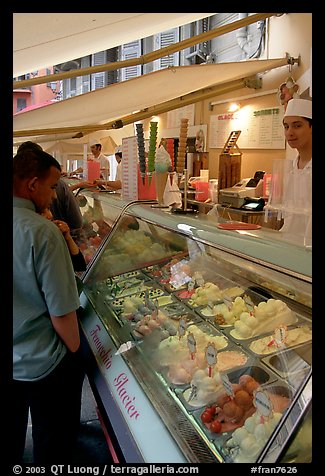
[[53, 219, 70, 236]]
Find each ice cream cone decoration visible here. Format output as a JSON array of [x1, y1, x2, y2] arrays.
[[147, 121, 158, 185], [154, 145, 172, 206], [136, 123, 146, 185], [155, 171, 169, 205]]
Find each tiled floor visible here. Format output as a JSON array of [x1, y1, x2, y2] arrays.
[[23, 376, 113, 464]]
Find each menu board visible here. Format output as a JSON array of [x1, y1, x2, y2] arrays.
[[209, 107, 285, 150], [121, 136, 138, 200], [167, 104, 195, 128]]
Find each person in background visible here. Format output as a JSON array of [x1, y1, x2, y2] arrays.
[[50, 178, 84, 232], [88, 139, 110, 180], [41, 208, 86, 272], [17, 141, 83, 234], [280, 98, 312, 240], [13, 148, 84, 463], [94, 145, 122, 191]]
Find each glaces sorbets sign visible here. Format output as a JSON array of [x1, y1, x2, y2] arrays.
[[79, 298, 187, 462], [89, 324, 140, 420]]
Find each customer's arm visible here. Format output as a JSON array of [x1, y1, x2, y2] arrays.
[[51, 311, 80, 352], [69, 181, 98, 192], [95, 179, 122, 190]]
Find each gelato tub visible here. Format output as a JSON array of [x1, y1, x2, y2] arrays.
[[249, 325, 312, 356]]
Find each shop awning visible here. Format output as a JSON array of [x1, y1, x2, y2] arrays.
[[13, 13, 216, 77], [13, 57, 289, 141]]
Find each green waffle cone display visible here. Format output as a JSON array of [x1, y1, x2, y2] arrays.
[[148, 121, 158, 185]]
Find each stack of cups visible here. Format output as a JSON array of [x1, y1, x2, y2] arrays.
[[147, 122, 158, 184], [209, 179, 219, 203], [176, 118, 188, 175], [136, 123, 146, 184]]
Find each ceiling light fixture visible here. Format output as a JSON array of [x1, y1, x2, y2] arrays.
[[228, 102, 240, 112]]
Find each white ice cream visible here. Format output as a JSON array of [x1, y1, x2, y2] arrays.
[[230, 299, 297, 340]]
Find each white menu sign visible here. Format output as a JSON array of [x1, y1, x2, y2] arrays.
[[209, 107, 285, 150], [122, 136, 138, 200]]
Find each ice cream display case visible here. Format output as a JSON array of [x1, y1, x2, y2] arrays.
[[68, 189, 135, 269], [78, 200, 312, 463]]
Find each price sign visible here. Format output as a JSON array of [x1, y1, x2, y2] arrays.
[[223, 296, 232, 310], [221, 373, 234, 397], [195, 273, 204, 287], [144, 289, 150, 308], [187, 279, 195, 291], [205, 342, 217, 366], [188, 384, 198, 402], [178, 318, 187, 338], [187, 332, 197, 358], [253, 388, 273, 419], [205, 342, 217, 376], [274, 325, 288, 348], [148, 298, 158, 319]]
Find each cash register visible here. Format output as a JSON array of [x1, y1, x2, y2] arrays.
[[219, 171, 265, 209]]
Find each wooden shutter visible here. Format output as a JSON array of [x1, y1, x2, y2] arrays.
[[91, 51, 107, 90], [153, 28, 179, 70], [81, 56, 91, 93], [121, 40, 142, 81]]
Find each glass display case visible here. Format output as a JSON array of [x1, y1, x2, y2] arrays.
[[78, 200, 312, 464], [65, 187, 134, 269]]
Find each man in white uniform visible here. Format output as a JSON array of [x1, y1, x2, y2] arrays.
[[94, 146, 122, 191], [88, 139, 110, 180], [280, 98, 312, 244]]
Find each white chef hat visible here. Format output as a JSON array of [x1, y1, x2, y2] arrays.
[[115, 146, 122, 154], [284, 98, 312, 119], [89, 138, 102, 147]]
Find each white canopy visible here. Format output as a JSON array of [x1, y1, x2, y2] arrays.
[[13, 58, 288, 138], [13, 13, 216, 77]]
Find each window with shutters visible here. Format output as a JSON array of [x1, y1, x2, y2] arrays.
[[91, 51, 107, 91], [17, 97, 26, 112], [64, 76, 77, 98], [120, 40, 142, 81], [210, 13, 265, 63], [70, 77, 77, 96], [81, 56, 91, 93], [153, 28, 179, 71]]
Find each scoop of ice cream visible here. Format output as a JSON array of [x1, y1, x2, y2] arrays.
[[184, 368, 223, 407], [188, 282, 223, 306], [231, 299, 297, 340], [155, 146, 172, 173], [226, 411, 283, 463]]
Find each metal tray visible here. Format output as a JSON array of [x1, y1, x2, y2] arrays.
[[111, 284, 167, 309], [174, 346, 253, 412], [190, 363, 276, 443], [220, 379, 295, 463], [196, 294, 255, 330], [226, 310, 299, 344], [261, 344, 312, 386], [247, 321, 312, 358]]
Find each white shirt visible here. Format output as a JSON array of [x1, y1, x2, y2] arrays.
[[280, 155, 312, 246], [115, 161, 122, 181], [91, 152, 110, 179]]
